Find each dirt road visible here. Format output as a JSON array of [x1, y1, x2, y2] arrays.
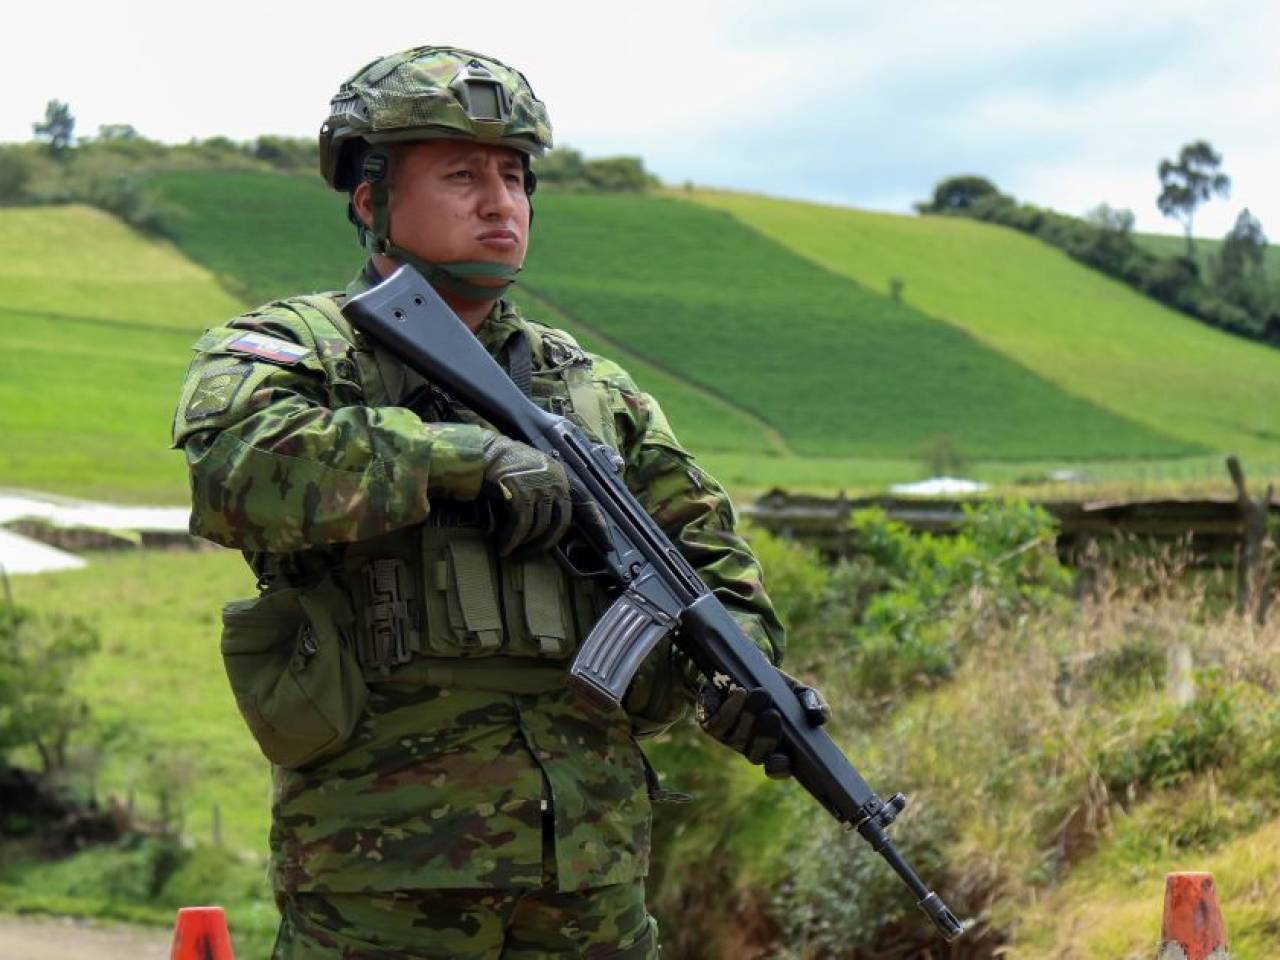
[[0, 915, 170, 960]]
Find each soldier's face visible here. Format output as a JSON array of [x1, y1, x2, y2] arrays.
[[383, 140, 531, 281]]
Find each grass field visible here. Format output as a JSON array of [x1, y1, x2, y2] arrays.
[[690, 189, 1280, 459], [147, 169, 363, 306], [0, 206, 245, 502], [8, 549, 266, 853], [523, 193, 1195, 461]]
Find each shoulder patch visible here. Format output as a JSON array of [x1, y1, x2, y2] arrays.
[[540, 331, 589, 369], [226, 332, 312, 365], [185, 364, 253, 422]]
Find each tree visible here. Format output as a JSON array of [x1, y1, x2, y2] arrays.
[[1217, 208, 1267, 285], [32, 99, 75, 157], [0, 602, 100, 774], [1086, 203, 1135, 235], [583, 155, 656, 192], [534, 146, 657, 192], [535, 146, 588, 188], [96, 123, 140, 142], [917, 175, 1001, 214], [1157, 140, 1230, 259]]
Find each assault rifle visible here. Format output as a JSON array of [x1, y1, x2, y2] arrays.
[[343, 265, 966, 942]]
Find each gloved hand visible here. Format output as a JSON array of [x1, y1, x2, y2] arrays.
[[481, 434, 573, 556], [696, 671, 830, 780]]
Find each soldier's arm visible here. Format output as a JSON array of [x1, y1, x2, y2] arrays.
[[173, 307, 491, 553], [601, 360, 786, 667]]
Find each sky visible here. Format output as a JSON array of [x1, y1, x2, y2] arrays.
[[3, 0, 1276, 237]]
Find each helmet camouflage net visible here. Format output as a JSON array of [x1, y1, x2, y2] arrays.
[[320, 45, 553, 191]]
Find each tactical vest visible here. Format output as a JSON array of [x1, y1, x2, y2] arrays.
[[274, 294, 620, 688]]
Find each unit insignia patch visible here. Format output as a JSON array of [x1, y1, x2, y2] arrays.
[[185, 364, 252, 422]]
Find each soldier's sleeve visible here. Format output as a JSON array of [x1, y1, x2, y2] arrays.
[[171, 305, 490, 553], [597, 358, 786, 667]]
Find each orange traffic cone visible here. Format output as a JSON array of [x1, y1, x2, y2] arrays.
[[1158, 872, 1230, 959], [170, 905, 235, 960]]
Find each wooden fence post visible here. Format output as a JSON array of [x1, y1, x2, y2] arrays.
[[1226, 455, 1274, 624]]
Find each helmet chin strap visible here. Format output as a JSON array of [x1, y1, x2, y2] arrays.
[[365, 170, 522, 302]]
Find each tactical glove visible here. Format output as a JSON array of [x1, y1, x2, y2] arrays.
[[696, 671, 830, 780], [481, 433, 573, 556]]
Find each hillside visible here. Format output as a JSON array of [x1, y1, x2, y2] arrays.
[[690, 190, 1280, 459], [0, 206, 244, 502], [150, 171, 782, 460], [6, 174, 1275, 503], [146, 171, 1195, 466]]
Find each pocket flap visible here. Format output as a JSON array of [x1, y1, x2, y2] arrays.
[[447, 540, 502, 649]]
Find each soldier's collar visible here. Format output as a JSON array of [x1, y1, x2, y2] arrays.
[[474, 300, 523, 354], [345, 261, 382, 298]]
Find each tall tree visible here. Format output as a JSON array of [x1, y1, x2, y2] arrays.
[[1217, 208, 1267, 286], [1157, 140, 1230, 259], [32, 99, 75, 157]]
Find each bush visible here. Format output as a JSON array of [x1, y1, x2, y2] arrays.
[[0, 603, 100, 773], [822, 502, 1072, 697], [915, 175, 1003, 213], [81, 175, 179, 237], [252, 135, 317, 175], [0, 146, 34, 202], [1097, 684, 1238, 795], [536, 145, 658, 192], [771, 800, 960, 956]]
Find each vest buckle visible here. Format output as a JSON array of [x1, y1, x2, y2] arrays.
[[362, 558, 417, 670]]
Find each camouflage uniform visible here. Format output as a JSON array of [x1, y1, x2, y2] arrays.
[[174, 264, 784, 957]]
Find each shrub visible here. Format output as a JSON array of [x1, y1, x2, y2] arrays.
[[0, 146, 34, 203], [0, 603, 100, 773], [821, 502, 1072, 697], [1097, 684, 1238, 795], [536, 145, 658, 192], [81, 175, 179, 237]]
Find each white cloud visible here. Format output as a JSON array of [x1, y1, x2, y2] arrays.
[[3, 0, 1277, 236]]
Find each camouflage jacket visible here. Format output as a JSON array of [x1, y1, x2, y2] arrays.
[[174, 266, 784, 893]]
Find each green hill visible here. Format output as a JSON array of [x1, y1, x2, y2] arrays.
[[149, 170, 781, 460], [0, 206, 244, 501], [151, 169, 362, 306], [6, 172, 1273, 503], [521, 193, 1191, 461], [146, 171, 1193, 466], [690, 190, 1280, 458]]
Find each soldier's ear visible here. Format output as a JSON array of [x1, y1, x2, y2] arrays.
[[351, 181, 375, 230]]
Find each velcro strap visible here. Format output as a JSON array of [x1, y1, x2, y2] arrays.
[[447, 541, 502, 649], [564, 366, 611, 444], [503, 330, 533, 399], [520, 560, 568, 655], [371, 658, 566, 693]]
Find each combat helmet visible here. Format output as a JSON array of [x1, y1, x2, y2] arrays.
[[320, 46, 554, 299]]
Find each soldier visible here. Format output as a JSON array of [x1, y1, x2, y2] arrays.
[[174, 45, 809, 959]]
